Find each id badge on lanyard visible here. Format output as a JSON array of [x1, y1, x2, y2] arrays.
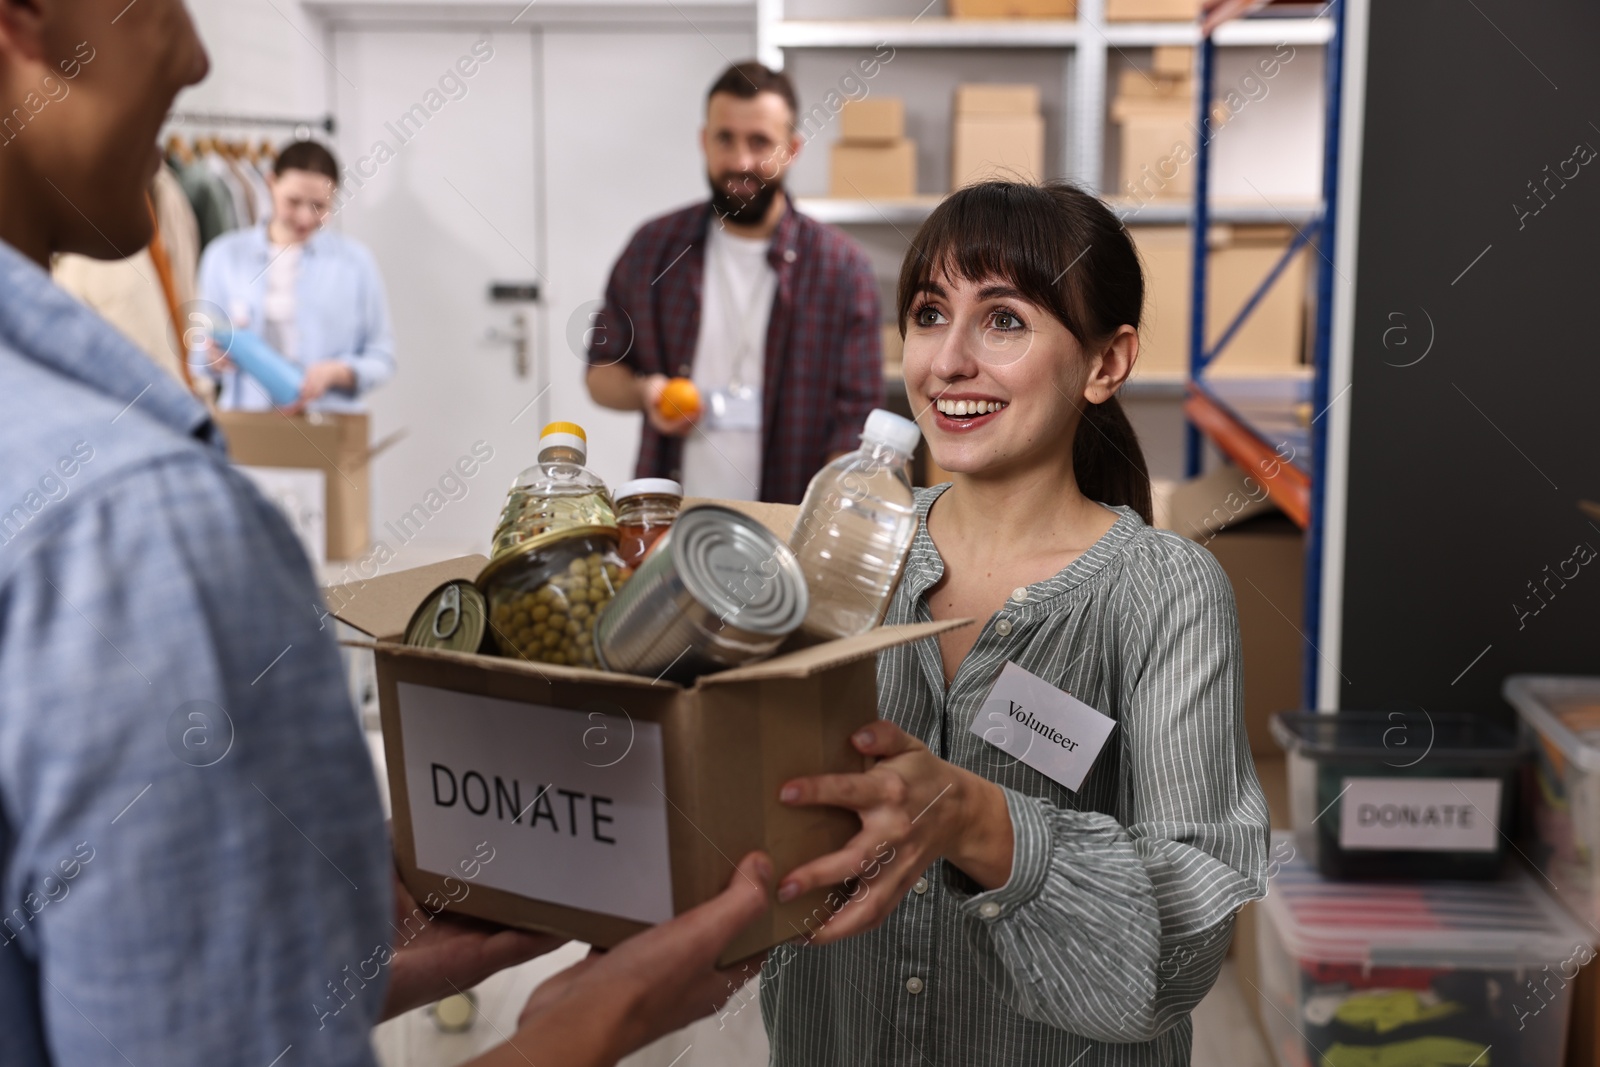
[[703, 383, 763, 432]]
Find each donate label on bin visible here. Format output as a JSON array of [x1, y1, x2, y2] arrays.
[[398, 682, 674, 923], [1337, 777, 1502, 853]]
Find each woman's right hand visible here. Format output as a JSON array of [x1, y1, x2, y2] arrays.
[[500, 852, 773, 1067]]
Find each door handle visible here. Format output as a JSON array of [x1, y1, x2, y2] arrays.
[[485, 311, 530, 378]]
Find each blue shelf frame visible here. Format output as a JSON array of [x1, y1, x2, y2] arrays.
[[1185, 0, 1347, 710]]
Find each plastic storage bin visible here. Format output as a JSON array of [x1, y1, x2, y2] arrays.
[[1505, 675, 1600, 928], [1256, 831, 1592, 1067], [1271, 711, 1524, 880]]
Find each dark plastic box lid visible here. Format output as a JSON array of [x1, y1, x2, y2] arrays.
[[1270, 710, 1525, 767]]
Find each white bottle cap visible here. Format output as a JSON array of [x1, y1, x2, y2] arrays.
[[615, 478, 683, 501], [862, 409, 921, 457]]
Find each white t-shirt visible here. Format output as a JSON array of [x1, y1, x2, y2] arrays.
[[262, 242, 302, 363], [680, 223, 776, 501], [234, 242, 303, 411]]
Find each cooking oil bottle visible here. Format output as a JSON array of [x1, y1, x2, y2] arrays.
[[489, 422, 615, 559]]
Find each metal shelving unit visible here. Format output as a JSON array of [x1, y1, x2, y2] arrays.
[[758, 2, 1332, 196], [1184, 0, 1344, 707]]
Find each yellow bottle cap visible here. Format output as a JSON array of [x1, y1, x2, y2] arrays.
[[542, 421, 586, 442]]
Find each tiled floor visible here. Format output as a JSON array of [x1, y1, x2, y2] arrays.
[[372, 957, 1275, 1067]]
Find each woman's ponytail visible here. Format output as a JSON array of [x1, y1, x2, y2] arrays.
[[1074, 395, 1153, 525]]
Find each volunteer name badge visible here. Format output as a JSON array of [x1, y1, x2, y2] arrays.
[[703, 384, 762, 432], [970, 661, 1116, 792]]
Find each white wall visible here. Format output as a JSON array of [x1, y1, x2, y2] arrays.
[[540, 25, 755, 488], [178, 0, 331, 120]]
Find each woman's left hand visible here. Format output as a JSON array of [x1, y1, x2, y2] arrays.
[[282, 360, 356, 414], [774, 721, 1014, 946]]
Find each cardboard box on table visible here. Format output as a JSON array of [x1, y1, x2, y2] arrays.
[[325, 499, 966, 965], [218, 411, 390, 562]]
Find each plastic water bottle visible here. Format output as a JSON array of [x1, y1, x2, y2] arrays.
[[213, 327, 304, 407], [789, 409, 922, 640]]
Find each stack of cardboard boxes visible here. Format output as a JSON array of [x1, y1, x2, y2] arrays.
[[951, 84, 1046, 189], [949, 0, 1076, 16], [829, 99, 916, 199], [1111, 46, 1195, 202]]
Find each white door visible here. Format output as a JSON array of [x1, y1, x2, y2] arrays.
[[332, 27, 545, 562]]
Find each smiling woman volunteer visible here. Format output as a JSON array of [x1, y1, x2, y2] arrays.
[[195, 140, 394, 413], [759, 181, 1271, 1066]]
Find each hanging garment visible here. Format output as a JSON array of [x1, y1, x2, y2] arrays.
[[172, 155, 235, 248], [52, 167, 202, 387]]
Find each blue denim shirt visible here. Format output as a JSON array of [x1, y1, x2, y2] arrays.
[[0, 239, 391, 1065], [195, 223, 395, 413]]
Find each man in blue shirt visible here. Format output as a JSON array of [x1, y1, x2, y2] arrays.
[[0, 3, 771, 1065]]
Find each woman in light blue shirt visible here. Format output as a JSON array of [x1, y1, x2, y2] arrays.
[[195, 140, 394, 413]]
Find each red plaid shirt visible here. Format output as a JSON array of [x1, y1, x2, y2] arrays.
[[586, 199, 883, 504]]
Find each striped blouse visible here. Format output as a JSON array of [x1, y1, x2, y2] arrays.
[[760, 484, 1271, 1066]]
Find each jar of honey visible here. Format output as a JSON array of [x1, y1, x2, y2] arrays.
[[613, 478, 682, 568]]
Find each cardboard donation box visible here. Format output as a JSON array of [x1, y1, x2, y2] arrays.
[[219, 411, 379, 563], [952, 83, 1046, 189], [950, 0, 1077, 17], [326, 502, 965, 964], [830, 99, 917, 198]]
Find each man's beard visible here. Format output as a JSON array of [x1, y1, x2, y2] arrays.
[[709, 171, 783, 226]]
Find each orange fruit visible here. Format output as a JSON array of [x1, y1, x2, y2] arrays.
[[658, 377, 701, 421]]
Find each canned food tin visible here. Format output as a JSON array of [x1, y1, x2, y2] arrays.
[[478, 525, 632, 668], [595, 505, 808, 683], [404, 579, 491, 653]]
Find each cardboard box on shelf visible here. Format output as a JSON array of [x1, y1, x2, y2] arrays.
[[1209, 225, 1308, 369], [830, 139, 917, 199], [839, 98, 905, 143], [1115, 68, 1191, 101], [1152, 44, 1195, 77], [1105, 0, 1199, 20], [1112, 95, 1194, 201], [218, 411, 390, 562], [954, 83, 1041, 117], [950, 0, 1076, 18], [325, 500, 969, 965], [881, 322, 904, 374], [1128, 225, 1190, 375], [1126, 225, 1308, 373], [952, 114, 1045, 188]]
